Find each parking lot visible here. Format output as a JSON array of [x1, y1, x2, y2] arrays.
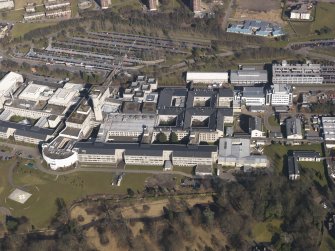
[[24, 31, 211, 72]]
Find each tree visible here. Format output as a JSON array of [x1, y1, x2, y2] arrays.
[[6, 216, 19, 233], [156, 132, 167, 143], [127, 188, 135, 197], [169, 132, 178, 144]]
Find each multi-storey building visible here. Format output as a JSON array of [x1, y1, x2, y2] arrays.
[[241, 87, 265, 106], [186, 72, 229, 85], [286, 117, 303, 140], [45, 141, 218, 170], [249, 116, 265, 138], [218, 138, 268, 168], [44, 0, 70, 10], [272, 60, 323, 85], [322, 117, 335, 148], [266, 84, 292, 106], [230, 68, 268, 86]]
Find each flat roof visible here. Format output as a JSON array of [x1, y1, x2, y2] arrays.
[[67, 112, 88, 124], [243, 87, 264, 98], [230, 70, 268, 82], [0, 72, 23, 96], [75, 142, 217, 157], [219, 138, 250, 158], [186, 72, 228, 80], [105, 113, 156, 132]]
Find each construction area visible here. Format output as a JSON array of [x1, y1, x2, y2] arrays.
[[232, 0, 284, 25]]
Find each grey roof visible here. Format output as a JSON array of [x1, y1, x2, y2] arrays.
[[183, 107, 217, 130], [0, 125, 8, 133], [217, 108, 233, 131], [125, 148, 163, 156], [61, 127, 81, 137], [243, 87, 264, 98], [293, 151, 321, 159], [186, 89, 217, 109], [218, 88, 234, 97], [249, 116, 262, 132], [75, 142, 217, 157], [269, 131, 283, 138], [230, 69, 268, 83], [158, 88, 188, 109], [288, 156, 296, 177], [0, 120, 54, 140], [219, 138, 250, 158], [15, 129, 49, 140], [286, 117, 302, 137]]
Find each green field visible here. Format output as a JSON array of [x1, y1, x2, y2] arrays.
[[111, 0, 142, 11], [0, 9, 24, 21], [264, 144, 326, 185], [173, 166, 195, 175], [320, 231, 335, 251], [0, 161, 153, 228], [288, 2, 335, 41], [12, 22, 58, 38], [14, 0, 43, 9], [299, 161, 327, 186], [264, 143, 323, 171], [70, 0, 78, 17], [125, 165, 163, 171], [251, 219, 282, 243], [268, 115, 279, 127]]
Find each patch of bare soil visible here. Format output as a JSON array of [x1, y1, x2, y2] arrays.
[[233, 9, 285, 25], [237, 0, 280, 12], [121, 199, 169, 219], [70, 206, 97, 225], [129, 221, 144, 237]]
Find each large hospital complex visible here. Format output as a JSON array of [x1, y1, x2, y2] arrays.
[[0, 60, 334, 174]]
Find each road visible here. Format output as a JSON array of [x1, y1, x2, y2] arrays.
[[221, 0, 234, 30]]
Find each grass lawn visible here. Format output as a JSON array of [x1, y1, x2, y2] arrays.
[[14, 0, 43, 9], [264, 143, 323, 172], [299, 161, 327, 186], [0, 159, 16, 195], [70, 0, 78, 17], [268, 115, 279, 127], [12, 22, 58, 38], [9, 115, 24, 123], [1, 163, 152, 228], [251, 219, 282, 243], [173, 166, 195, 175], [320, 231, 335, 251], [111, 0, 142, 10], [264, 144, 326, 185], [288, 2, 335, 41], [0, 9, 24, 22], [125, 165, 163, 171], [159, 0, 181, 11]]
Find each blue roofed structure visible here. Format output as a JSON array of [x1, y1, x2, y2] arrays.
[[227, 20, 285, 37]]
